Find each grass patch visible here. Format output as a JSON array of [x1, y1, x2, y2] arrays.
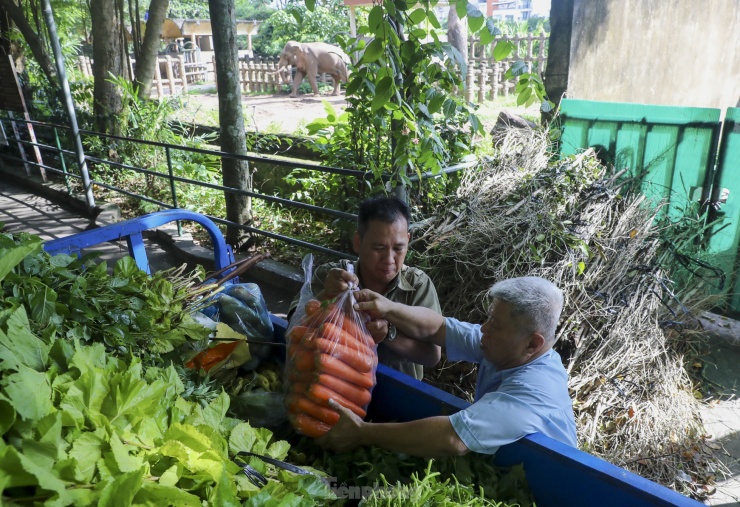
[[187, 84, 217, 95], [474, 96, 543, 127]]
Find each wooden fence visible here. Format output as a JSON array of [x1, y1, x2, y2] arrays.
[[76, 54, 208, 99], [213, 55, 339, 94], [75, 33, 548, 103], [465, 32, 548, 103], [214, 56, 282, 93]]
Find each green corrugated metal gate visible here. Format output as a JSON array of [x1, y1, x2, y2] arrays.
[[558, 99, 740, 313]]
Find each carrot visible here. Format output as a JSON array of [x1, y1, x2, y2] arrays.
[[320, 322, 374, 354], [185, 341, 240, 371], [291, 348, 317, 372], [305, 299, 322, 316], [316, 352, 375, 389], [318, 373, 372, 407], [287, 343, 307, 358], [307, 383, 367, 419], [288, 395, 340, 426], [314, 337, 374, 373], [339, 314, 374, 347], [290, 381, 309, 395], [286, 370, 315, 386], [292, 413, 332, 438], [287, 325, 310, 343]]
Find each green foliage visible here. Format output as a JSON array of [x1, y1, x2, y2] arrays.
[[169, 0, 277, 19], [82, 76, 229, 216], [508, 65, 551, 111], [302, 443, 535, 506], [236, 0, 277, 20], [302, 0, 485, 194], [0, 238, 209, 362], [0, 234, 335, 504], [364, 461, 524, 506], [13, 0, 91, 119], [253, 0, 354, 56], [168, 0, 211, 19]]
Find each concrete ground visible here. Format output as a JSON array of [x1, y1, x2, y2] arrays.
[[700, 329, 740, 506], [1, 175, 739, 505], [0, 181, 175, 273]]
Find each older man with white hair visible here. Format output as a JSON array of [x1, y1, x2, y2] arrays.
[[317, 276, 577, 457]]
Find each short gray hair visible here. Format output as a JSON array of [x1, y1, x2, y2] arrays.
[[487, 277, 564, 342]]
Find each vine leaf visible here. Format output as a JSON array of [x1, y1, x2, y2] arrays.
[[479, 18, 500, 45], [371, 76, 395, 112], [493, 39, 516, 61], [362, 39, 385, 64], [466, 3, 484, 32]]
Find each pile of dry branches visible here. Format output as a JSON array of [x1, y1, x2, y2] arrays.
[[414, 128, 721, 498]]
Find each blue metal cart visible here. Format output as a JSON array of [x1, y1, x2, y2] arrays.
[[43, 209, 704, 507]]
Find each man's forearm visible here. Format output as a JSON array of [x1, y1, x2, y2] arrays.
[[384, 334, 441, 367], [360, 416, 469, 457], [386, 303, 446, 346]]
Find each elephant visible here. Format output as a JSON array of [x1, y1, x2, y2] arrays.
[[276, 41, 349, 98]]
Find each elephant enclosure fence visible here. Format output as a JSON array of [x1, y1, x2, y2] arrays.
[[76, 34, 548, 102], [465, 32, 549, 103], [211, 56, 341, 94]]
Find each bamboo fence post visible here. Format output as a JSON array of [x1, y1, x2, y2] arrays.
[[466, 59, 474, 103], [164, 56, 176, 96], [212, 55, 217, 89], [268, 61, 276, 92], [239, 60, 247, 93], [501, 61, 510, 98], [538, 31, 547, 74], [178, 54, 188, 93], [154, 58, 164, 99], [492, 61, 500, 99], [478, 60, 487, 103]]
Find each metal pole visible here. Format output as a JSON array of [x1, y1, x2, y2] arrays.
[[40, 0, 96, 213], [53, 127, 71, 194], [165, 146, 182, 236]]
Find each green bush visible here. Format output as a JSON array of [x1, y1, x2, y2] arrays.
[[254, 0, 354, 56]]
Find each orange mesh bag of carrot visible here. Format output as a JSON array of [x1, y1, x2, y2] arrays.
[[284, 255, 378, 439]]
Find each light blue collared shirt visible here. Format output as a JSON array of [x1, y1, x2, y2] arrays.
[[445, 317, 577, 454]]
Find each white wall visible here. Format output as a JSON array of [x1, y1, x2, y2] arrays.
[[567, 0, 740, 111]]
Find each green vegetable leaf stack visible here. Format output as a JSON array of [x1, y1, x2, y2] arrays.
[[0, 232, 334, 505]]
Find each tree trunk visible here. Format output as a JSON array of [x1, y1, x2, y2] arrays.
[[209, 0, 251, 247], [0, 1, 10, 55], [134, 0, 168, 99], [542, 0, 574, 123], [447, 6, 468, 69], [0, 0, 57, 87], [90, 0, 128, 134]]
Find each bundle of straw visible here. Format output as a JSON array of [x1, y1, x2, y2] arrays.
[[414, 128, 720, 498]]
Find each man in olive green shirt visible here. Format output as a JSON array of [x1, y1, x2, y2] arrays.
[[291, 196, 442, 380]]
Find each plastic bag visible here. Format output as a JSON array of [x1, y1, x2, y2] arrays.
[[183, 319, 253, 375], [191, 283, 276, 372], [283, 255, 378, 438]]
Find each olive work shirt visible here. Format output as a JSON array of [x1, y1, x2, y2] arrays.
[[291, 259, 442, 380]]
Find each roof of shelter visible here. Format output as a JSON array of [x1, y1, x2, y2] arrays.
[[130, 18, 262, 40]]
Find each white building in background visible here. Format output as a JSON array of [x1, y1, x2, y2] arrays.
[[485, 0, 551, 21]]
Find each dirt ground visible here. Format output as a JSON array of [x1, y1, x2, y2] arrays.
[[173, 83, 543, 136], [176, 88, 348, 134]]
